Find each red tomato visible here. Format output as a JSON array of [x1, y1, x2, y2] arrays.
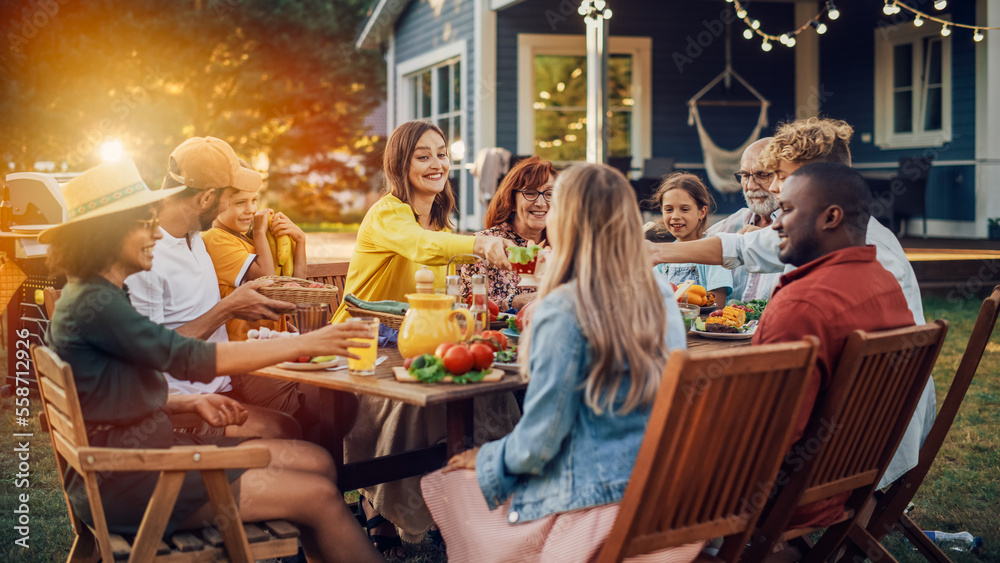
[[709, 310, 724, 318], [442, 345, 474, 374], [481, 330, 508, 351], [296, 355, 310, 363], [469, 343, 494, 371], [403, 357, 414, 369], [435, 342, 456, 358]]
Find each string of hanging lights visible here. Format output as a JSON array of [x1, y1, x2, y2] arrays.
[[882, 1, 999, 42], [726, 0, 839, 52]]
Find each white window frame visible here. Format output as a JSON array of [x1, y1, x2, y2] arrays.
[[874, 22, 952, 149], [517, 34, 652, 168]]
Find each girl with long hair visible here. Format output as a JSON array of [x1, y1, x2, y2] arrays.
[[420, 164, 702, 562], [649, 172, 732, 307]]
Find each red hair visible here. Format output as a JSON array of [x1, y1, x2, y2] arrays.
[[483, 156, 558, 229]]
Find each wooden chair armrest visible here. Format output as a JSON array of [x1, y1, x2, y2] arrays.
[[75, 444, 271, 472]]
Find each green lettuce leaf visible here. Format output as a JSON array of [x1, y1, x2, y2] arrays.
[[507, 245, 542, 265], [407, 354, 447, 383]]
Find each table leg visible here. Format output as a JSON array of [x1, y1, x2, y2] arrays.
[[446, 398, 474, 458]]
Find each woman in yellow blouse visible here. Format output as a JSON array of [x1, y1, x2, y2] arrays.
[[332, 121, 512, 322], [337, 121, 520, 556]]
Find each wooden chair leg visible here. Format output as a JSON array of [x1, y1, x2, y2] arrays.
[[201, 469, 253, 563], [896, 514, 953, 563], [841, 523, 900, 563], [129, 471, 185, 563]]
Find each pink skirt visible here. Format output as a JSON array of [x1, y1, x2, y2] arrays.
[[421, 469, 705, 563]]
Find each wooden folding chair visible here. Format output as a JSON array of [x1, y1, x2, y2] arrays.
[[741, 320, 950, 563], [842, 286, 1000, 562], [597, 337, 820, 563], [306, 261, 349, 309], [31, 344, 301, 563]]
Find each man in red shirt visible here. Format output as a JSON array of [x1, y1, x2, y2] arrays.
[[753, 162, 915, 527]]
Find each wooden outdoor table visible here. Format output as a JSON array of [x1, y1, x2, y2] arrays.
[[685, 332, 753, 351], [251, 347, 528, 491]]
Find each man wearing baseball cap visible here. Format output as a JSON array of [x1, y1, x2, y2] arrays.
[[127, 137, 305, 439]]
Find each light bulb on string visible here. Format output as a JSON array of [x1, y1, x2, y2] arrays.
[[826, 1, 839, 20], [761, 39, 772, 52], [779, 34, 789, 45], [594, 0, 605, 9], [934, 0, 947, 10], [787, 36, 797, 47], [914, 15, 924, 27], [811, 20, 828, 34], [737, 9, 747, 19], [940, 24, 951, 37], [743, 28, 754, 39], [973, 29, 984, 42], [751, 19, 760, 30]]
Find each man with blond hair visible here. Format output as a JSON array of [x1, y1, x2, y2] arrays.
[[649, 117, 931, 489]]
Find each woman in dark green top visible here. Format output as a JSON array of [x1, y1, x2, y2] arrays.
[[42, 159, 382, 562]]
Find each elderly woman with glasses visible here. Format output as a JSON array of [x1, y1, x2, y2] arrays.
[[463, 156, 557, 311]]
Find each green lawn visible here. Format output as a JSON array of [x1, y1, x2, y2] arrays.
[[0, 295, 997, 562]]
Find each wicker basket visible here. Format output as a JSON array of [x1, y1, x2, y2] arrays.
[[345, 305, 405, 330], [258, 275, 338, 306]]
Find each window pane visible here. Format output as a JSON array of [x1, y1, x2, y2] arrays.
[[609, 111, 631, 157], [535, 55, 587, 108], [894, 44, 913, 88], [421, 70, 432, 118], [535, 109, 586, 161], [453, 61, 461, 111], [411, 76, 420, 119], [924, 86, 942, 130], [894, 91, 913, 133], [438, 65, 451, 116], [438, 118, 450, 144], [453, 118, 461, 147], [925, 38, 942, 85], [609, 54, 633, 107]]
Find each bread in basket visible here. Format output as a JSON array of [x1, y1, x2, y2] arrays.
[[257, 275, 338, 306]]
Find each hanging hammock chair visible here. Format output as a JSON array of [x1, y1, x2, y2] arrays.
[[688, 67, 770, 194]]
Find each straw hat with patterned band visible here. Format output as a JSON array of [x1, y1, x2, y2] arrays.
[[167, 136, 261, 192], [38, 158, 184, 244]]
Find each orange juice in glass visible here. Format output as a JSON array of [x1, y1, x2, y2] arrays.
[[347, 317, 379, 375]]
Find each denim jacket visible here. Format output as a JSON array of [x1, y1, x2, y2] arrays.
[[476, 279, 687, 523]]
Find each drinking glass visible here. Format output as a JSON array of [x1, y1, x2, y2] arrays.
[[296, 303, 330, 334], [346, 317, 380, 375]]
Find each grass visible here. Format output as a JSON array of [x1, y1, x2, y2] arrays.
[[0, 296, 997, 562]]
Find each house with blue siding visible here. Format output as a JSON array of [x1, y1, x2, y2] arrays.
[[357, 0, 1000, 239]]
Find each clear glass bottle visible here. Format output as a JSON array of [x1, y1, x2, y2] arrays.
[[469, 274, 489, 335], [445, 275, 462, 304]]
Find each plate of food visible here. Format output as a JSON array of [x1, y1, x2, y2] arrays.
[[278, 355, 341, 371], [493, 346, 519, 372], [689, 306, 757, 340]]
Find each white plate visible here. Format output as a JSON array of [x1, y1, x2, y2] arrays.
[[277, 358, 342, 370], [493, 361, 519, 372], [689, 328, 755, 340]]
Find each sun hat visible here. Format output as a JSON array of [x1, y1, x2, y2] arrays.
[[167, 136, 261, 192], [38, 158, 184, 244]]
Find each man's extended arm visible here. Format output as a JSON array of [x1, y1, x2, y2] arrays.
[[646, 237, 724, 266], [174, 278, 295, 340]]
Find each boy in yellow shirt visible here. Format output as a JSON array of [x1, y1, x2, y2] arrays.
[[202, 178, 307, 341]]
